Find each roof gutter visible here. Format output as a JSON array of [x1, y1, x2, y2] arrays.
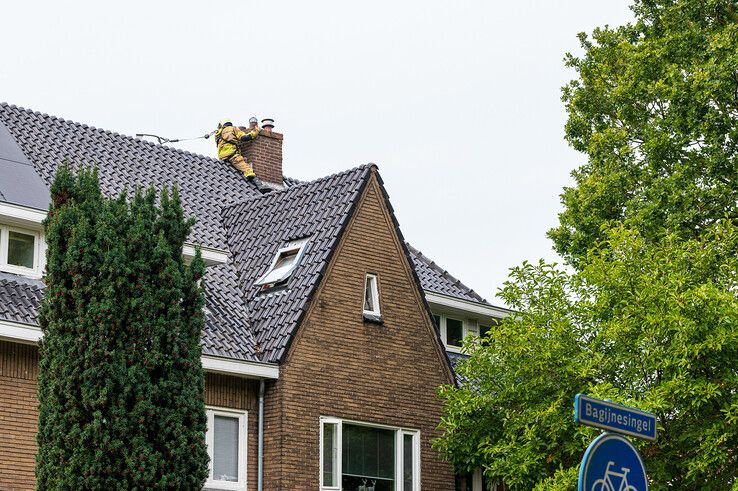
[[0, 320, 279, 379], [424, 291, 511, 319]]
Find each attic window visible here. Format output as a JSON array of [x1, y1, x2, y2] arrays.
[[255, 237, 309, 289], [363, 273, 381, 318]]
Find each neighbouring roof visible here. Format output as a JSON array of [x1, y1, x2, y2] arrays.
[[0, 103, 490, 366], [0, 272, 43, 326], [406, 243, 489, 304], [223, 165, 373, 362]]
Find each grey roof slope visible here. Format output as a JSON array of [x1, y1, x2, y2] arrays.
[[222, 165, 373, 362], [0, 102, 264, 250], [0, 103, 266, 361], [0, 264, 260, 361], [406, 243, 489, 304]]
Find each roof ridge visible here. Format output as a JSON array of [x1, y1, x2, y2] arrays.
[[0, 101, 224, 163], [222, 163, 375, 213], [405, 242, 489, 304]]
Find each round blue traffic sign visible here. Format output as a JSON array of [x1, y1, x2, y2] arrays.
[[579, 433, 648, 491]]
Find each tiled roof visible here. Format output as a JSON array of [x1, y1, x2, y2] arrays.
[[406, 243, 489, 304], [223, 165, 373, 362], [0, 266, 261, 361], [0, 103, 265, 250], [0, 103, 486, 370], [445, 351, 468, 384], [200, 263, 260, 362], [0, 272, 43, 325]]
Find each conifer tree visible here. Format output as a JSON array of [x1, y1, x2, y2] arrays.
[[36, 165, 209, 490]]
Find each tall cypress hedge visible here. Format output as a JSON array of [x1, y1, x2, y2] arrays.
[[36, 166, 209, 490]]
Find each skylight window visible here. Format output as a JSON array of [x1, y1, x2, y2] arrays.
[[255, 237, 310, 288]]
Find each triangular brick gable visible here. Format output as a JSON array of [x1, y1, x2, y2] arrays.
[[263, 169, 455, 488]]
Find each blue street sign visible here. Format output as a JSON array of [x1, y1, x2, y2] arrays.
[[579, 433, 648, 491], [574, 394, 657, 441]]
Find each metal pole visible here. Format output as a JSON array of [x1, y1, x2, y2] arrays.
[[258, 379, 265, 491]]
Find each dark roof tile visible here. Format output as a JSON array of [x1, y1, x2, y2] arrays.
[[222, 165, 373, 362], [406, 243, 489, 304]]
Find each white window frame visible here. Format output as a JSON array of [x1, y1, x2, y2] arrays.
[[435, 315, 474, 353], [255, 237, 310, 287], [205, 406, 248, 491], [0, 224, 44, 278], [363, 273, 381, 316], [319, 416, 421, 491]]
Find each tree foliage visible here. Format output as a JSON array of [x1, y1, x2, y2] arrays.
[[36, 166, 209, 490], [434, 223, 738, 490], [550, 0, 738, 267]]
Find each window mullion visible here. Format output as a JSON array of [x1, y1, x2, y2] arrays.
[[395, 430, 403, 490], [0, 228, 7, 266]]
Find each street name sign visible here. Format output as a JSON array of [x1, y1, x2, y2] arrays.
[[574, 394, 657, 442], [579, 433, 648, 491]]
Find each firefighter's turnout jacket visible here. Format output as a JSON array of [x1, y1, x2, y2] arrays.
[[215, 125, 258, 161]]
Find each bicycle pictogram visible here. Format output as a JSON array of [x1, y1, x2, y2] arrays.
[[590, 461, 638, 491]]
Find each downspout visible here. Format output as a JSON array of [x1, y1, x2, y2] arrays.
[[257, 379, 265, 491]]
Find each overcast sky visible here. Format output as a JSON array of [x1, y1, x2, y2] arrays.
[[2, 1, 634, 305]]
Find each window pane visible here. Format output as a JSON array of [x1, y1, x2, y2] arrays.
[[446, 318, 463, 347], [213, 415, 239, 482], [8, 231, 34, 269], [323, 422, 338, 487], [274, 248, 298, 269], [342, 424, 395, 490], [364, 276, 376, 312], [403, 434, 414, 490]]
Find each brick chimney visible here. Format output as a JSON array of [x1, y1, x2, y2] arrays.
[[238, 120, 283, 186]]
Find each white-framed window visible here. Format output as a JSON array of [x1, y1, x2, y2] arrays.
[[205, 407, 248, 491], [255, 237, 310, 288], [363, 273, 381, 317], [0, 224, 43, 278], [432, 315, 503, 353], [320, 417, 420, 491]]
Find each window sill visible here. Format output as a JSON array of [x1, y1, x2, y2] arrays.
[[362, 312, 383, 325], [204, 480, 246, 491]]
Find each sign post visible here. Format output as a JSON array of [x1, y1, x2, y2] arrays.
[[574, 394, 656, 491]]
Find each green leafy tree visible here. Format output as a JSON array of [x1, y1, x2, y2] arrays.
[[550, 0, 738, 267], [435, 223, 738, 490], [36, 166, 209, 490]]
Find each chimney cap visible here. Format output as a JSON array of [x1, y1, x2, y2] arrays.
[[261, 118, 275, 131], [249, 116, 258, 124]]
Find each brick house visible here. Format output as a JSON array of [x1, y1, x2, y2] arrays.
[[0, 103, 508, 490]]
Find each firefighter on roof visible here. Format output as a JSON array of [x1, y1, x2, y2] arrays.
[[215, 118, 259, 179]]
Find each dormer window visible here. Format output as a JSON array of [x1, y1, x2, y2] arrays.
[[363, 273, 381, 319], [0, 224, 42, 278], [255, 237, 309, 289]]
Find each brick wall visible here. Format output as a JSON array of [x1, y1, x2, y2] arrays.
[[0, 340, 260, 491], [263, 171, 456, 489], [204, 373, 260, 490], [239, 130, 283, 185], [0, 341, 38, 491]]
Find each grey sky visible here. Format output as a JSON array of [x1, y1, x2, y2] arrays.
[[2, 1, 633, 305]]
